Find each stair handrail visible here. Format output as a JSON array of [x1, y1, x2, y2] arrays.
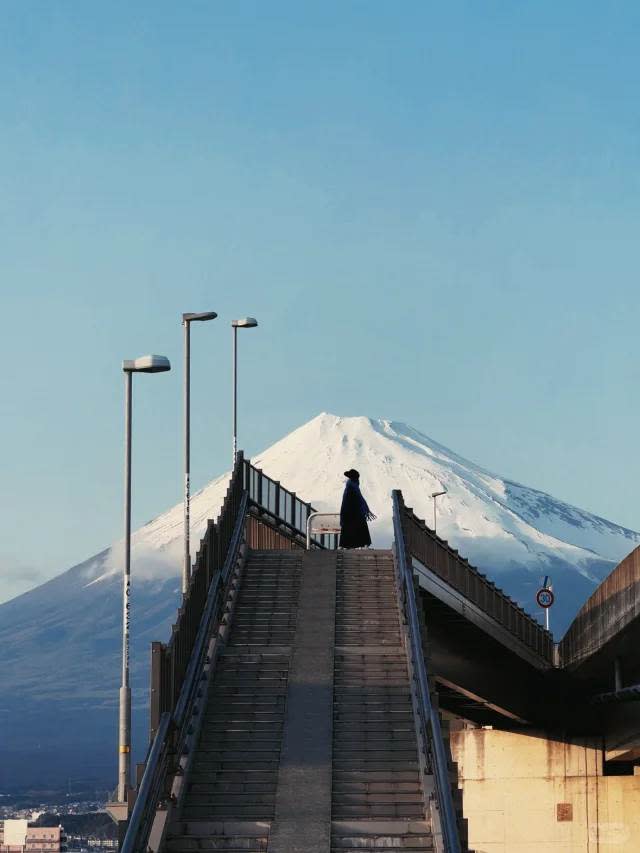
[[393, 490, 462, 853], [149, 453, 247, 736], [120, 711, 171, 853], [306, 512, 340, 550], [122, 485, 249, 853]]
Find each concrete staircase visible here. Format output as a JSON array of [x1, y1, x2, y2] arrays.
[[160, 546, 453, 852], [164, 550, 303, 853], [331, 550, 434, 852]]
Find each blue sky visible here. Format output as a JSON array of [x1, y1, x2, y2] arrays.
[[2, 2, 640, 601]]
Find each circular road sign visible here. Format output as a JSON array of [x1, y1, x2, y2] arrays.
[[536, 588, 555, 609]]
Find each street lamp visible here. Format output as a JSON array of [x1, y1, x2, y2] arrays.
[[431, 489, 447, 535], [118, 354, 171, 805], [182, 312, 217, 595], [231, 317, 258, 462]]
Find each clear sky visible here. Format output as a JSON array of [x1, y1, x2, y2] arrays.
[[2, 2, 640, 603]]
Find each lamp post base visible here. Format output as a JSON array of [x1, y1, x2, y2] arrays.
[[105, 797, 131, 824]]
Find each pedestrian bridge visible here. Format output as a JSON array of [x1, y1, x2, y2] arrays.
[[113, 454, 639, 852]]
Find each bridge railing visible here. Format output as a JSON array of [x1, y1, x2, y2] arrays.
[[149, 454, 246, 736], [559, 544, 640, 668], [242, 458, 338, 550], [398, 493, 553, 661], [392, 491, 462, 853]]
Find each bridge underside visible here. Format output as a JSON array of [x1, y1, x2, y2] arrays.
[[568, 616, 640, 764], [419, 588, 580, 729], [420, 581, 640, 771]]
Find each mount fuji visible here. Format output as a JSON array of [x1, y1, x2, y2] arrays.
[[1, 413, 637, 789]]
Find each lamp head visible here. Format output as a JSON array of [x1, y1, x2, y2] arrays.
[[431, 489, 447, 498], [232, 317, 258, 329], [123, 354, 171, 374], [183, 311, 218, 323]]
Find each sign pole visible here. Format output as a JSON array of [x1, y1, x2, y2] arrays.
[[536, 578, 554, 634]]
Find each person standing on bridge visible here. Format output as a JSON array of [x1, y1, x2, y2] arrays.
[[340, 469, 376, 548]]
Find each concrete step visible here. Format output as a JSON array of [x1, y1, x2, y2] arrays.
[[331, 840, 433, 852], [185, 793, 276, 806], [188, 782, 278, 795], [194, 756, 280, 776], [203, 710, 285, 721], [188, 767, 278, 777], [333, 782, 422, 794], [335, 765, 422, 776], [181, 807, 274, 820], [334, 736, 418, 748], [333, 771, 421, 783], [332, 789, 425, 805], [336, 663, 407, 670], [197, 737, 283, 750], [332, 804, 425, 819], [165, 837, 268, 852], [334, 702, 414, 713]]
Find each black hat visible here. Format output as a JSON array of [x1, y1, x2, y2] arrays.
[[344, 469, 360, 480]]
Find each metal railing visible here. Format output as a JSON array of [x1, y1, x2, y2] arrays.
[[306, 512, 340, 549], [242, 459, 338, 550], [121, 712, 171, 853], [399, 494, 553, 661], [149, 455, 246, 736], [393, 491, 462, 853]]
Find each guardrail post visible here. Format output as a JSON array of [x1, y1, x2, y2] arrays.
[[237, 451, 245, 489], [274, 481, 280, 519], [290, 492, 297, 528], [257, 468, 263, 506], [150, 642, 164, 742]]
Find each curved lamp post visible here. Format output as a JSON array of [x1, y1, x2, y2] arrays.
[[431, 488, 447, 535], [182, 312, 217, 595], [231, 318, 258, 462], [118, 354, 171, 804]]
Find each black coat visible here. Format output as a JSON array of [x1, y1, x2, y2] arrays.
[[339, 481, 372, 549]]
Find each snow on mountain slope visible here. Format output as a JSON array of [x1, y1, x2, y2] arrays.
[[1, 412, 638, 788]]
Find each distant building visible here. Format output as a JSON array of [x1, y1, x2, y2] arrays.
[[0, 821, 65, 853], [0, 819, 28, 853], [25, 827, 64, 852]]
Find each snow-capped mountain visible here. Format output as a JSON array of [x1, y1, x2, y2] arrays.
[[1, 413, 637, 789]]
